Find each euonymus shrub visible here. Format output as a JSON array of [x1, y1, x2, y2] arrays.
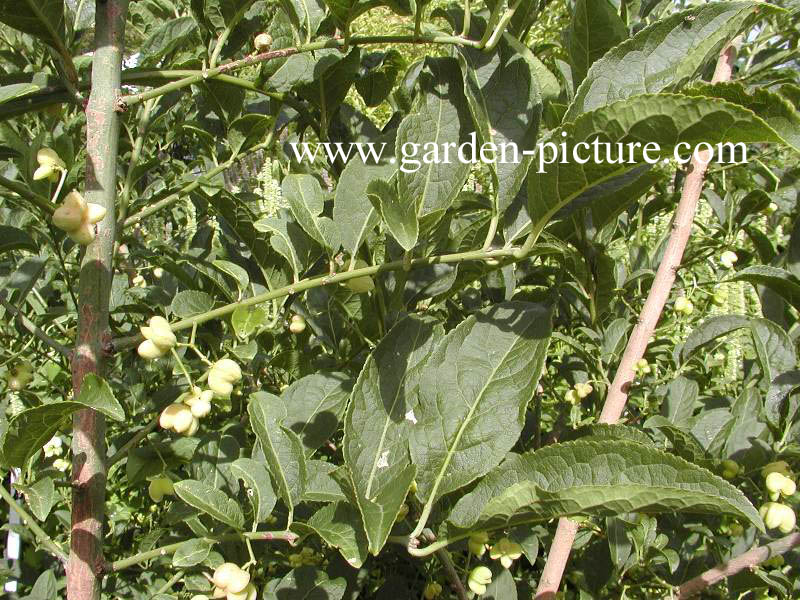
[[0, 0, 799, 598]]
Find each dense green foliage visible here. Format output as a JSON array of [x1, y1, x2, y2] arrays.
[[1, 0, 799, 598]]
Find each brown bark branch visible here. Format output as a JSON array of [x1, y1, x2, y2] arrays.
[[67, 2, 129, 599], [676, 533, 800, 598], [533, 40, 740, 600]]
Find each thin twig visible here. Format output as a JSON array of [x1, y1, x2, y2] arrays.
[[0, 478, 68, 564], [534, 39, 741, 600], [0, 294, 71, 358], [105, 416, 159, 468], [423, 529, 469, 600], [676, 533, 800, 598]]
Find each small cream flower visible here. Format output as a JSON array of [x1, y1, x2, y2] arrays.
[[467, 566, 492, 595], [489, 537, 523, 569]]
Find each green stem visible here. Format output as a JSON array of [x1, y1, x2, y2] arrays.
[[122, 137, 273, 229], [154, 569, 184, 596], [109, 530, 297, 572], [0, 479, 68, 563], [209, 0, 256, 68], [0, 295, 71, 357], [119, 97, 158, 224], [484, 0, 523, 50], [120, 34, 480, 108], [113, 246, 527, 351], [462, 0, 472, 36], [106, 416, 159, 468], [0, 175, 54, 215], [483, 213, 499, 250]]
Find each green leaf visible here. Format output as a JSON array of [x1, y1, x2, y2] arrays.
[[230, 458, 277, 524], [139, 16, 197, 66], [304, 460, 348, 503], [343, 316, 442, 554], [750, 318, 796, 386], [483, 568, 517, 600], [356, 50, 405, 107], [75, 374, 125, 422], [684, 82, 800, 153], [171, 290, 215, 318], [228, 114, 272, 154], [644, 415, 712, 466], [447, 440, 763, 531], [321, 0, 411, 26], [729, 266, 800, 312], [248, 392, 307, 511], [26, 570, 56, 600], [333, 129, 396, 258], [299, 48, 362, 116], [280, 0, 326, 38], [565, 2, 776, 120], [766, 370, 800, 428], [367, 178, 418, 251], [16, 476, 55, 522], [455, 18, 542, 215], [173, 479, 245, 530], [305, 502, 369, 568], [231, 305, 267, 339], [0, 83, 40, 106], [396, 57, 472, 227], [562, 423, 654, 446], [283, 174, 340, 253], [264, 566, 347, 600], [681, 315, 751, 362], [3, 375, 123, 467], [0, 0, 65, 50], [528, 94, 786, 244], [567, 0, 628, 86], [268, 50, 341, 93], [172, 538, 214, 567], [281, 372, 351, 456], [254, 214, 316, 279], [410, 302, 552, 506], [0, 225, 37, 254]]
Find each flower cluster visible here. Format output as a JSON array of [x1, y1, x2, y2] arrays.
[[33, 148, 65, 181], [208, 359, 243, 399], [159, 388, 214, 436], [565, 382, 592, 404], [207, 563, 256, 600], [759, 462, 797, 534], [137, 316, 177, 359], [52, 190, 106, 245]]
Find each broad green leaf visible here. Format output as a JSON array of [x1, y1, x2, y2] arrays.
[[171, 290, 215, 318], [228, 114, 272, 154], [528, 94, 786, 244], [396, 57, 472, 227], [305, 502, 369, 568], [299, 48, 361, 116], [750, 318, 796, 386], [457, 31, 542, 214], [268, 50, 341, 93], [16, 476, 55, 522], [730, 266, 800, 312], [483, 568, 517, 600], [563, 423, 654, 446], [281, 372, 351, 456], [304, 460, 348, 503], [661, 376, 700, 426], [280, 0, 326, 38], [26, 570, 56, 600], [567, 0, 628, 86], [0, 225, 37, 254], [685, 82, 800, 153], [333, 129, 396, 258], [231, 458, 277, 524], [248, 392, 307, 511], [766, 370, 800, 428], [0, 83, 40, 106], [172, 538, 214, 567], [264, 566, 346, 600], [231, 305, 267, 339], [681, 315, 751, 362], [410, 302, 552, 505], [254, 213, 317, 279], [139, 17, 197, 66], [321, 0, 411, 26], [565, 2, 776, 120], [173, 479, 245, 530], [356, 50, 405, 107], [644, 416, 712, 466], [0, 0, 66, 50], [75, 374, 125, 422], [447, 440, 763, 531], [344, 316, 442, 554], [283, 174, 339, 253], [3, 374, 124, 466], [367, 178, 418, 251], [191, 433, 240, 493]]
